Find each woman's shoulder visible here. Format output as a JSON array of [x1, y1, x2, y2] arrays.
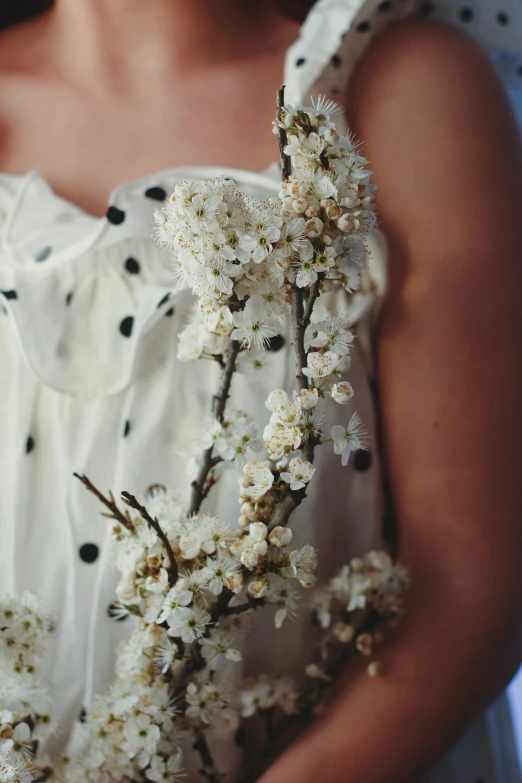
[[347, 17, 521, 264]]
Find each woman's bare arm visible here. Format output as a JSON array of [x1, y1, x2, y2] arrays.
[[260, 19, 522, 783]]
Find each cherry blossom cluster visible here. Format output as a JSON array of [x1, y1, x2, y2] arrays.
[[61, 623, 185, 783], [0, 593, 56, 783], [276, 96, 376, 293], [197, 409, 263, 469], [3, 95, 409, 783], [309, 551, 410, 678]]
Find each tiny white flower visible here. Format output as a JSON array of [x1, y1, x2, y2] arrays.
[[330, 381, 354, 404], [268, 526, 293, 548], [331, 412, 368, 466], [200, 629, 242, 666], [305, 663, 332, 682], [167, 606, 211, 643], [280, 457, 315, 491], [294, 388, 319, 410], [240, 680, 273, 717], [302, 350, 341, 380], [289, 545, 318, 587], [240, 461, 274, 499], [145, 751, 185, 782], [231, 295, 277, 348], [156, 587, 193, 625]]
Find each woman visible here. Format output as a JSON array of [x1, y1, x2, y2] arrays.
[[0, 1, 521, 781]]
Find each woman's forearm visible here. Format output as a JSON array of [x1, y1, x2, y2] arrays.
[[259, 580, 522, 783]]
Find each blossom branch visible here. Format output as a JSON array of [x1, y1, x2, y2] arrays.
[[189, 339, 241, 515], [121, 491, 178, 586], [73, 473, 136, 534], [290, 285, 308, 392], [193, 727, 223, 783], [302, 277, 322, 331], [277, 86, 291, 182]]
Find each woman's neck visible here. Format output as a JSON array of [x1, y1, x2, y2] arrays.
[[47, 0, 290, 97]]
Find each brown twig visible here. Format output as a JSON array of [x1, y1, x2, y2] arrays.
[[239, 610, 385, 783], [290, 285, 308, 392], [302, 277, 322, 332], [277, 86, 291, 181], [193, 727, 224, 783], [121, 491, 178, 586], [73, 473, 136, 534], [189, 339, 240, 515]]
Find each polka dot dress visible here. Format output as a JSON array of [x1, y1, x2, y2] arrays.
[[0, 1, 520, 779]]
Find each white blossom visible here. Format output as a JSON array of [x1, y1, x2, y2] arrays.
[[240, 461, 274, 499], [302, 351, 341, 381], [331, 412, 368, 466], [288, 545, 318, 588], [231, 295, 277, 348], [330, 381, 354, 404], [166, 606, 211, 644], [280, 457, 315, 491]]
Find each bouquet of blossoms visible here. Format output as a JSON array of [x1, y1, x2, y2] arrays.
[[0, 90, 409, 783]]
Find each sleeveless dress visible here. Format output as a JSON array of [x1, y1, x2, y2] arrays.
[[1, 1, 521, 780]]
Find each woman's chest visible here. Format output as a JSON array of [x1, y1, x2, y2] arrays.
[[0, 53, 287, 217]]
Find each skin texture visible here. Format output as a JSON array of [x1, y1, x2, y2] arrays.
[[0, 0, 300, 216], [1, 3, 521, 781]]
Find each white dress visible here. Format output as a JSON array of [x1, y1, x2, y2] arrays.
[[1, 1, 521, 780]]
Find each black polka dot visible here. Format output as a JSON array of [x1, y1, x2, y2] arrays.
[[497, 11, 510, 25], [459, 6, 473, 22], [34, 245, 52, 262], [107, 601, 129, 621], [165, 307, 175, 317], [266, 334, 285, 352], [420, 1, 434, 14], [295, 57, 306, 67], [78, 708, 87, 723], [331, 53, 342, 68], [157, 292, 171, 308], [356, 20, 371, 32], [124, 257, 141, 275], [79, 543, 99, 563], [144, 186, 167, 201], [25, 436, 35, 454], [65, 291, 74, 306], [119, 316, 134, 338], [1, 290, 17, 300], [378, 0, 392, 10], [353, 449, 373, 472], [123, 419, 131, 438], [106, 206, 126, 225]]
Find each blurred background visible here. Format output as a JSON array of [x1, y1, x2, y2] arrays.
[[509, 672, 522, 766]]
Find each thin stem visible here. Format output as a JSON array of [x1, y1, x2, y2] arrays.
[[121, 491, 178, 586], [189, 340, 240, 515], [73, 473, 136, 534], [277, 86, 291, 181], [291, 285, 308, 391], [193, 727, 223, 783], [302, 277, 321, 331], [238, 610, 385, 783]]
